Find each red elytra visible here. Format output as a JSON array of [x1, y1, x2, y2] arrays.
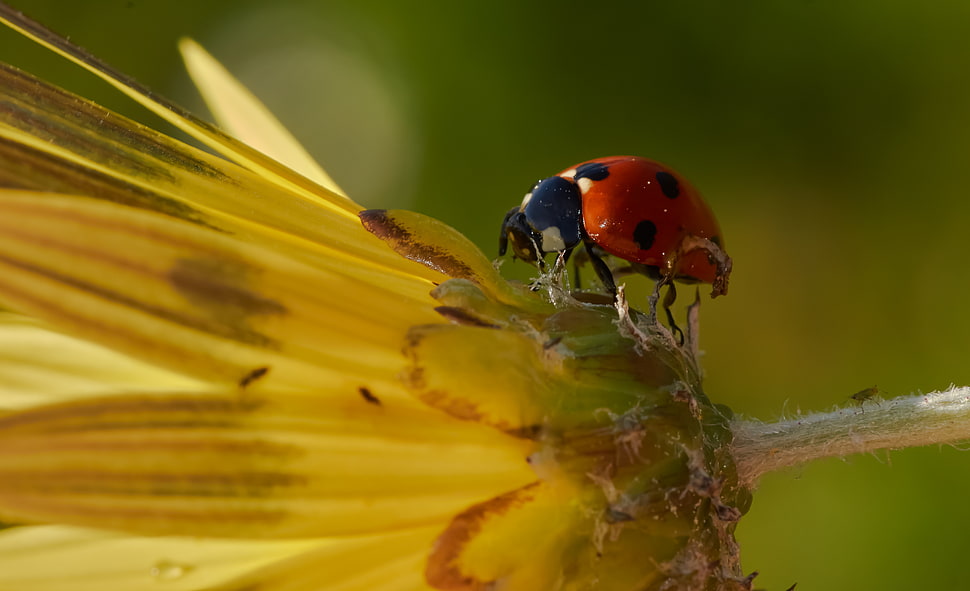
[[569, 156, 723, 285]]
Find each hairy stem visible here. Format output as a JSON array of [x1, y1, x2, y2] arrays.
[[729, 386, 970, 488]]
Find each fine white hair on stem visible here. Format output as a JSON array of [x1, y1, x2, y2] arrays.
[[730, 386, 970, 488]]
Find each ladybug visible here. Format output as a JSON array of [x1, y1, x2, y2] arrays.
[[499, 155, 732, 301]]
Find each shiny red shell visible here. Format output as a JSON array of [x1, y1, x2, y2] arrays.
[[564, 156, 723, 284]]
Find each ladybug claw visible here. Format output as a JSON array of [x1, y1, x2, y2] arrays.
[[679, 234, 732, 298], [710, 252, 732, 298]]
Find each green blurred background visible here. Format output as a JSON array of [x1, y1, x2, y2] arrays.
[[4, 1, 970, 588]]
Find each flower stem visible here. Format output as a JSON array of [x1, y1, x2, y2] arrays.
[[730, 386, 970, 487]]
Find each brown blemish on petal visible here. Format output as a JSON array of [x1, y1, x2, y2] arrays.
[[239, 366, 270, 388], [169, 258, 286, 346], [425, 482, 541, 590], [359, 209, 478, 281], [358, 386, 381, 406]]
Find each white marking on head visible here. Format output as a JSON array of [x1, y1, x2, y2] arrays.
[[560, 168, 577, 179], [577, 177, 593, 194], [521, 192, 533, 207], [540, 226, 567, 252]]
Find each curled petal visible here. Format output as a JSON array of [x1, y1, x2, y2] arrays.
[[360, 209, 546, 309], [402, 323, 549, 434], [426, 482, 588, 591]]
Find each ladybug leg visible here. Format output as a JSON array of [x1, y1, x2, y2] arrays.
[[584, 241, 617, 296], [550, 249, 573, 288], [647, 265, 685, 344], [528, 251, 547, 292], [560, 247, 575, 288], [569, 249, 583, 289], [661, 282, 685, 345]]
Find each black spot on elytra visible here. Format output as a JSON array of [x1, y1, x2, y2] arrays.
[[656, 171, 679, 198], [633, 219, 657, 251], [575, 161, 610, 181]]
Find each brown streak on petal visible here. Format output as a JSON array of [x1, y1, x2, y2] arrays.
[[0, 62, 236, 185], [3, 470, 307, 497], [425, 482, 541, 590], [2, 437, 299, 463], [433, 306, 500, 329], [360, 209, 477, 281], [0, 395, 265, 433], [0, 138, 218, 228]]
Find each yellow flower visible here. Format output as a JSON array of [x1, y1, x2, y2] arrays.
[[0, 6, 749, 591]]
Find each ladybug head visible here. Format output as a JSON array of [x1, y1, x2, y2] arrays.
[[499, 176, 584, 264], [499, 206, 542, 263]]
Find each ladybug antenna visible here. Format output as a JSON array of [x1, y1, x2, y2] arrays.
[[498, 206, 519, 257]]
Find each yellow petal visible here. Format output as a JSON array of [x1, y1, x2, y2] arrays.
[[0, 525, 323, 591], [0, 192, 439, 390], [0, 62, 444, 287], [0, 391, 535, 538], [0, 6, 347, 212], [0, 314, 203, 409], [178, 38, 346, 197], [203, 526, 441, 591]]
